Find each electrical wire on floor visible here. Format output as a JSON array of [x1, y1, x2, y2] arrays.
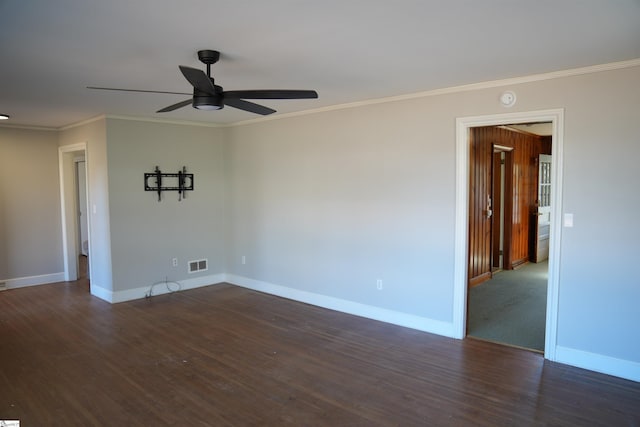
[[145, 276, 182, 298]]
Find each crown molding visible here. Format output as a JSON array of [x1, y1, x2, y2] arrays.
[[231, 57, 640, 127], [105, 114, 225, 128], [0, 123, 58, 131], [58, 114, 226, 131], [59, 114, 107, 131]]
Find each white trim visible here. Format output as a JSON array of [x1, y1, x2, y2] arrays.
[[452, 119, 471, 340], [2, 273, 66, 289], [90, 283, 113, 303], [227, 274, 455, 337], [58, 114, 106, 131], [545, 115, 565, 361], [555, 346, 640, 382], [0, 123, 58, 131], [453, 109, 564, 362], [105, 114, 225, 128], [104, 273, 226, 304], [59, 142, 88, 154], [493, 144, 514, 152]]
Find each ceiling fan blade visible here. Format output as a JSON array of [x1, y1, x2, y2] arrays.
[[157, 99, 192, 113], [179, 66, 216, 95], [87, 86, 191, 95], [223, 89, 318, 100], [224, 98, 276, 115]]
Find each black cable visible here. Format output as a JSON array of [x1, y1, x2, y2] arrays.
[[145, 276, 182, 298]]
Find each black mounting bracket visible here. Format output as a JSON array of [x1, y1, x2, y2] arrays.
[[144, 166, 194, 201]]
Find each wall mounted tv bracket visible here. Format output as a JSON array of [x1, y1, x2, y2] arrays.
[[144, 166, 194, 201]]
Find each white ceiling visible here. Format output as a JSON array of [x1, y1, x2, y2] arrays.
[[1, 0, 639, 129]]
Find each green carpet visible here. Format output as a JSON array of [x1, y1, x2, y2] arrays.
[[467, 261, 548, 352]]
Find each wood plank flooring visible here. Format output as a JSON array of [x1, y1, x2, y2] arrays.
[[1, 279, 639, 426]]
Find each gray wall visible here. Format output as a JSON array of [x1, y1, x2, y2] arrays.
[[59, 118, 112, 293], [105, 119, 226, 292], [226, 64, 640, 369], [0, 127, 62, 281], [549, 69, 639, 362], [226, 104, 456, 321]]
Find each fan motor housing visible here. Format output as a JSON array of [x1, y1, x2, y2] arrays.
[[193, 87, 223, 110]]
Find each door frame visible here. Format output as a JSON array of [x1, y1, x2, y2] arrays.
[[59, 142, 91, 282], [452, 109, 564, 361]]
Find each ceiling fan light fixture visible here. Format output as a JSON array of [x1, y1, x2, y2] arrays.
[[193, 95, 223, 111], [0, 114, 9, 120], [195, 104, 223, 111]]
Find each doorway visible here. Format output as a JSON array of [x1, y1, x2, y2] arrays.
[[75, 158, 89, 278], [453, 109, 564, 361], [59, 143, 91, 284], [466, 125, 551, 351]]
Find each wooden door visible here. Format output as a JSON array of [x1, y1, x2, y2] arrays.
[[468, 128, 493, 286], [490, 148, 514, 271], [491, 151, 503, 270]]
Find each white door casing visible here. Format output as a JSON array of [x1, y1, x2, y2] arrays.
[[453, 109, 564, 362]]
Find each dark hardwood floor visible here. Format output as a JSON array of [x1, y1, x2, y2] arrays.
[[1, 278, 639, 426]]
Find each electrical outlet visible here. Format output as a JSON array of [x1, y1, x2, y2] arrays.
[[241, 255, 246, 265], [172, 258, 178, 267], [376, 279, 383, 290]]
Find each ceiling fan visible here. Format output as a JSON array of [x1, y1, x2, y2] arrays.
[[88, 49, 318, 115]]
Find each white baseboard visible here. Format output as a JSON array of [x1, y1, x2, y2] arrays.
[[90, 283, 114, 303], [93, 273, 226, 303], [2, 272, 65, 289], [555, 345, 640, 382], [226, 274, 455, 337]]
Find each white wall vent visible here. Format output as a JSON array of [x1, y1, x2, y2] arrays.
[[188, 259, 208, 274], [0, 282, 6, 291]]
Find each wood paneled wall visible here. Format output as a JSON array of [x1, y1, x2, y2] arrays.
[[468, 126, 546, 286]]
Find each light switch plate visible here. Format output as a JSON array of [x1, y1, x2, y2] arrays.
[[563, 213, 574, 227]]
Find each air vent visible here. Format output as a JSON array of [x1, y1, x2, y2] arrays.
[[0, 282, 7, 291], [188, 259, 208, 274]]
